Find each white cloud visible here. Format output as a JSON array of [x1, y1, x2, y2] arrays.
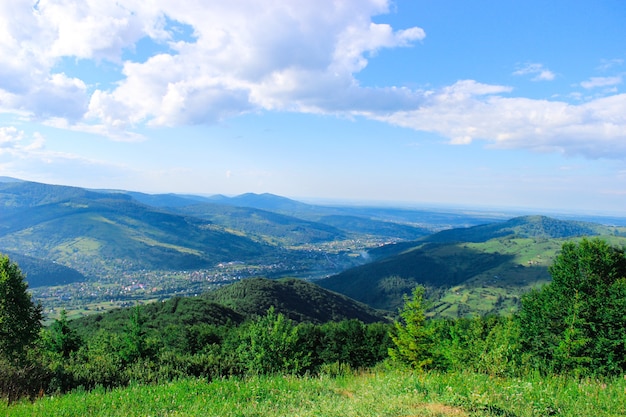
[[2, 1, 626, 162], [85, 0, 426, 126], [0, 126, 143, 187], [1, 0, 425, 129], [0, 127, 25, 149], [580, 76, 623, 89], [513, 63, 556, 81], [0, 127, 45, 156], [378, 82, 626, 159]]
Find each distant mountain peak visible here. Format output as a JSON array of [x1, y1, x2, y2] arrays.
[[0, 176, 23, 183]]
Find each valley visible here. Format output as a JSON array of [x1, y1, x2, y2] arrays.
[[2, 177, 626, 321]]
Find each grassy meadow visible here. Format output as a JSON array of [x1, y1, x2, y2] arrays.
[[3, 369, 625, 417]]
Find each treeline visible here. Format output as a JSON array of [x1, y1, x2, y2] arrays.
[[391, 238, 626, 378], [1, 306, 391, 402], [2, 237, 626, 404]]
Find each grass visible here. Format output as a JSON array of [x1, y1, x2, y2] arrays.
[[3, 369, 625, 416]]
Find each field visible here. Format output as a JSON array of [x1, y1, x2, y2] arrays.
[[3, 369, 625, 417]]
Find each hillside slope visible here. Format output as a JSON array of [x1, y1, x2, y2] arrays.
[[0, 181, 272, 276], [0, 250, 86, 288], [203, 277, 388, 324], [317, 216, 626, 316], [70, 277, 387, 340], [70, 296, 245, 340]]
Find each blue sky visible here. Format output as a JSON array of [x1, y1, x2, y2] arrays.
[[1, 0, 625, 214]]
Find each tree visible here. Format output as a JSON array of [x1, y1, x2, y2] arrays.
[[518, 239, 626, 375], [0, 255, 42, 361], [43, 309, 81, 358], [235, 307, 309, 375], [388, 285, 434, 371]]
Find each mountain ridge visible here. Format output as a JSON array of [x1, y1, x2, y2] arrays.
[[317, 215, 626, 315]]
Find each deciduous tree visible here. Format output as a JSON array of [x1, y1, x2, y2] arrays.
[[0, 255, 42, 361]]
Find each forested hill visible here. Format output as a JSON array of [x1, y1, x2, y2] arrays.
[[70, 277, 387, 339], [70, 296, 245, 340], [317, 215, 626, 315], [202, 278, 388, 324], [419, 215, 622, 244], [0, 250, 86, 288]]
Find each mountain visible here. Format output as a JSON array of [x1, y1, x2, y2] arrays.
[[174, 203, 348, 245], [108, 191, 429, 243], [317, 216, 626, 316], [419, 215, 621, 244], [123, 191, 213, 208], [203, 277, 388, 324], [0, 180, 272, 276], [0, 250, 86, 288], [0, 176, 23, 183], [200, 192, 509, 237], [206, 192, 314, 214]]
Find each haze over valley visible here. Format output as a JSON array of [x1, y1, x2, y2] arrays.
[[2, 177, 625, 320]]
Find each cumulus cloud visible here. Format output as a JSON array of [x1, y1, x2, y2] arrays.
[[84, 0, 426, 126], [378, 82, 626, 159], [1, 1, 626, 161], [2, 0, 426, 129]]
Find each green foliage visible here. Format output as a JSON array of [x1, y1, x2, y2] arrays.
[[0, 255, 43, 361], [317, 320, 391, 369], [234, 307, 308, 375], [388, 286, 434, 370], [519, 238, 626, 376], [0, 251, 85, 288], [42, 310, 81, 358], [0, 357, 51, 404], [204, 277, 387, 324], [428, 315, 521, 376]]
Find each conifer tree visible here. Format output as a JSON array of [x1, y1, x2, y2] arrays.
[[389, 285, 434, 371]]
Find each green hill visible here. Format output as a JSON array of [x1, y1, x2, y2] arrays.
[[0, 181, 273, 277], [203, 277, 388, 324], [175, 203, 347, 245], [70, 296, 245, 340], [421, 214, 623, 243], [317, 216, 626, 316], [70, 277, 387, 340], [0, 250, 86, 288]]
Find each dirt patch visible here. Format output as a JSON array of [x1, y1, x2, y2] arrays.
[[404, 402, 470, 417]]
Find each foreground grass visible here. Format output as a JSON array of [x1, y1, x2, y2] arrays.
[[3, 369, 625, 416]]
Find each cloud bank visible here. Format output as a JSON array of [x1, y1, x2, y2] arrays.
[[1, 0, 625, 159]]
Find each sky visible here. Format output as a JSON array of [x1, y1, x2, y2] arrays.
[[1, 0, 625, 215]]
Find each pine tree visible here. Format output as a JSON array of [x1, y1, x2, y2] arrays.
[[388, 286, 434, 371]]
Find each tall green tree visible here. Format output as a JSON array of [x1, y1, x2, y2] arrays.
[[43, 309, 81, 358], [236, 307, 309, 375], [0, 255, 42, 361], [519, 238, 626, 375], [388, 286, 434, 371]]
